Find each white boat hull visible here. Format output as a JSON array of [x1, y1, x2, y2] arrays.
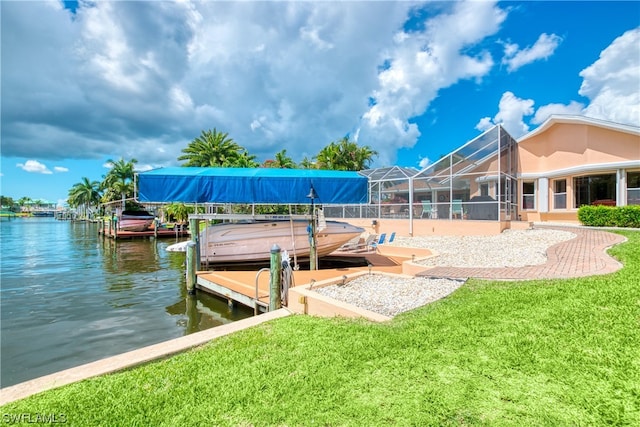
[[119, 219, 154, 232], [119, 212, 154, 232], [196, 220, 364, 263]]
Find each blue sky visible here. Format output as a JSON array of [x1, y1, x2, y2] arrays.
[[1, 1, 639, 205]]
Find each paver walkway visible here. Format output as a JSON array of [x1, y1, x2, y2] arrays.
[[417, 226, 627, 280]]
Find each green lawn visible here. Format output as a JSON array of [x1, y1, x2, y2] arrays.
[[2, 231, 639, 426]]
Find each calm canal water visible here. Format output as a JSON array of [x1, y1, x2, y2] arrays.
[[0, 217, 253, 388]]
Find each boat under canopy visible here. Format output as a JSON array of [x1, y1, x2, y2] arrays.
[[119, 210, 154, 232], [136, 167, 368, 204], [167, 219, 364, 264]]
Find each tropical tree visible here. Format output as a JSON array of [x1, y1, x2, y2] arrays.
[[315, 137, 378, 171], [0, 196, 15, 210], [267, 149, 296, 168], [101, 158, 138, 209], [17, 196, 32, 208], [178, 129, 245, 167], [163, 202, 193, 223], [299, 156, 316, 169], [68, 177, 101, 218], [234, 150, 259, 168]]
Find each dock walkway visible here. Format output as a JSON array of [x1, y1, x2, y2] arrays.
[[197, 252, 403, 312]]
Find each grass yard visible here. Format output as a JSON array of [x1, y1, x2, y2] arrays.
[[2, 231, 639, 426]]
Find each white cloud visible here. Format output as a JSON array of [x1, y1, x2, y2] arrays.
[[54, 166, 69, 173], [529, 27, 640, 128], [578, 27, 640, 126], [475, 117, 494, 132], [359, 0, 507, 164], [475, 91, 534, 138], [532, 101, 585, 125], [418, 156, 431, 169], [16, 160, 53, 174], [1, 0, 510, 169], [502, 33, 562, 72]]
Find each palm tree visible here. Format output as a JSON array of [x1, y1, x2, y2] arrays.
[[315, 137, 377, 171], [163, 202, 192, 223], [178, 129, 244, 167], [102, 158, 138, 209], [68, 177, 101, 218], [299, 156, 316, 169], [234, 150, 259, 168], [271, 149, 296, 168]]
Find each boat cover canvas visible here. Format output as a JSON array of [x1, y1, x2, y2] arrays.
[[136, 167, 369, 204]]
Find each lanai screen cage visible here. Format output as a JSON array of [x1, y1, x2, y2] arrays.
[[412, 125, 518, 221], [324, 124, 518, 221]]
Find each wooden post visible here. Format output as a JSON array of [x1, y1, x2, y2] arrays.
[[269, 244, 282, 311], [185, 241, 197, 295], [309, 213, 317, 271], [188, 218, 200, 266], [153, 218, 158, 239]]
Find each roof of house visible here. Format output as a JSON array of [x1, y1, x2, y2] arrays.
[[518, 115, 640, 142]]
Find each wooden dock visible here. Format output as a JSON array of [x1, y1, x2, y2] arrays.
[[196, 251, 404, 313], [98, 221, 189, 240]]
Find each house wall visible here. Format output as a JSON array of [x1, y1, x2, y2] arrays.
[[518, 123, 639, 174], [342, 218, 529, 237], [517, 121, 640, 222]]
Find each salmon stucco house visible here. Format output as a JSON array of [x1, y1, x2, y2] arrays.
[[517, 115, 640, 223], [330, 114, 639, 236]]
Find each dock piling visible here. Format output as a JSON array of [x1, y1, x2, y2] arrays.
[[186, 241, 197, 295], [269, 244, 282, 311]]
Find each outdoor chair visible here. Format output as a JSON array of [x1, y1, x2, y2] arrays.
[[369, 233, 386, 251], [452, 199, 463, 219], [421, 200, 434, 218], [338, 235, 363, 251], [343, 234, 378, 252]]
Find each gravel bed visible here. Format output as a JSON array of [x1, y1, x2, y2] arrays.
[[391, 228, 576, 268], [313, 275, 464, 317], [312, 229, 576, 317]]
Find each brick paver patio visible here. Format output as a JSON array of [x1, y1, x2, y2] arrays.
[[417, 226, 628, 280]]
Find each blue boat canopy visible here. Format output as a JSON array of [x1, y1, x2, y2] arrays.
[[136, 167, 369, 204]]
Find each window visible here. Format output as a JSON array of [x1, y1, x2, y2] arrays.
[[553, 179, 567, 209], [522, 181, 535, 210], [573, 174, 616, 207], [628, 171, 640, 205], [480, 183, 489, 197]]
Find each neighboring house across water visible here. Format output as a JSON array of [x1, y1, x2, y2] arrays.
[[517, 115, 640, 223]]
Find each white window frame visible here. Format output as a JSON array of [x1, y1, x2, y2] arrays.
[[627, 170, 640, 206], [522, 181, 536, 210], [553, 179, 567, 210]]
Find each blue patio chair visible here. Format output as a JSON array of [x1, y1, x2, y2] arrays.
[[369, 233, 386, 251], [388, 232, 396, 243]]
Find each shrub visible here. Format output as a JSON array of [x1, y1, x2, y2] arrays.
[[578, 205, 640, 227]]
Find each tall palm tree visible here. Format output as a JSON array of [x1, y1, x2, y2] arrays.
[[102, 158, 138, 209], [178, 129, 244, 167], [68, 177, 101, 218]]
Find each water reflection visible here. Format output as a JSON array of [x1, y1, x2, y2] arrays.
[[1, 219, 253, 388], [166, 293, 249, 334]]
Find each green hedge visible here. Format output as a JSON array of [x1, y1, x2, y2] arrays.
[[578, 205, 640, 228]]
